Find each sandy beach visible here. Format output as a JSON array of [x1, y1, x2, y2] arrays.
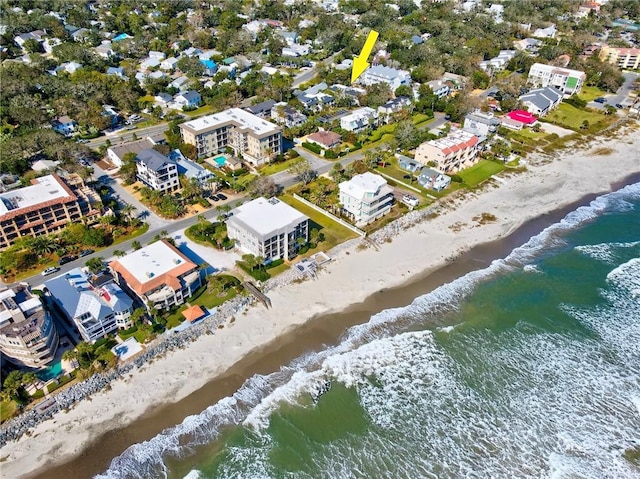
[[2, 126, 640, 479]]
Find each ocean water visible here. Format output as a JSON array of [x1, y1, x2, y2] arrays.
[[98, 183, 640, 479]]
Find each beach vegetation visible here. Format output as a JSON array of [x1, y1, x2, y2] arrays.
[[237, 254, 271, 281]]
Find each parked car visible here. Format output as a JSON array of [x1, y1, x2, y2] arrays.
[[210, 195, 219, 202], [217, 193, 228, 201], [615, 103, 623, 109], [594, 97, 606, 103], [42, 267, 60, 276], [78, 249, 94, 257], [59, 255, 77, 266]]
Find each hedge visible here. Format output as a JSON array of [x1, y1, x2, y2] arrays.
[[324, 149, 337, 159], [265, 258, 284, 270], [302, 142, 322, 154], [237, 261, 270, 281]]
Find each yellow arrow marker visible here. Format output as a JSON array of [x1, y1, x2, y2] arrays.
[[351, 29, 379, 84]]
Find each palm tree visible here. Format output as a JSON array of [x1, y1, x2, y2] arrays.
[[31, 235, 58, 255], [121, 204, 137, 224], [113, 249, 126, 257]]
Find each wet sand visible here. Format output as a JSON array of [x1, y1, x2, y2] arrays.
[[35, 173, 640, 479]]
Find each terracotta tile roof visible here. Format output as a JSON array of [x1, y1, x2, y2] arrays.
[[182, 304, 205, 322], [0, 175, 77, 222], [109, 239, 198, 296]]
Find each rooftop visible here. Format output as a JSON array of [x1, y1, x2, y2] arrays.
[[137, 148, 176, 172], [179, 108, 281, 137], [229, 197, 308, 238], [0, 174, 74, 217], [110, 240, 198, 295], [339, 172, 388, 200], [44, 268, 133, 320], [0, 283, 43, 331], [363, 64, 410, 80]]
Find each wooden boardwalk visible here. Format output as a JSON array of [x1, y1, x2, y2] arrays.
[[243, 281, 272, 309]]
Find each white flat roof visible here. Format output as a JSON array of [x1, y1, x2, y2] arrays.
[[0, 175, 71, 216], [339, 172, 387, 200], [180, 108, 280, 136], [230, 197, 308, 237], [115, 240, 192, 286]]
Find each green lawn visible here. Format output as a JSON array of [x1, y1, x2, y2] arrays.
[[279, 194, 359, 251], [543, 103, 611, 132], [184, 104, 218, 117], [458, 160, 506, 187], [258, 158, 303, 176], [0, 400, 17, 423], [577, 85, 607, 102]]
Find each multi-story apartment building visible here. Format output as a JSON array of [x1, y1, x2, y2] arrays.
[[340, 107, 379, 132], [226, 197, 309, 261], [0, 174, 99, 250], [339, 172, 395, 226], [179, 108, 282, 166], [527, 63, 586, 96], [136, 149, 180, 193], [600, 46, 640, 70], [45, 269, 134, 342], [360, 64, 411, 91], [415, 129, 480, 174], [0, 283, 59, 368], [110, 239, 202, 311]]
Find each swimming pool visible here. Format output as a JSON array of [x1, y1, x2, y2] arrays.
[[213, 155, 226, 167], [38, 361, 62, 381]]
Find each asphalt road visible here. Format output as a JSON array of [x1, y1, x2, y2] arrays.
[[587, 71, 639, 110], [20, 114, 448, 288]]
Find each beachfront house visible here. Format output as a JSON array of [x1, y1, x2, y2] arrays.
[[417, 167, 451, 191], [226, 197, 309, 261], [339, 172, 395, 226], [518, 87, 563, 116], [415, 129, 480, 174], [45, 269, 134, 342], [110, 239, 202, 311], [0, 283, 59, 368]]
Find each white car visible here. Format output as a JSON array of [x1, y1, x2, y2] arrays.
[[42, 267, 60, 276]]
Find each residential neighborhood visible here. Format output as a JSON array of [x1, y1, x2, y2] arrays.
[[1, 1, 639, 467]]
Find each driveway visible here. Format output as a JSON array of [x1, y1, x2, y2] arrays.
[[588, 71, 639, 110], [539, 122, 574, 137], [171, 227, 242, 276]]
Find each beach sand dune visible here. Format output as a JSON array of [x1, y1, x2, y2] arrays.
[[2, 127, 640, 479]]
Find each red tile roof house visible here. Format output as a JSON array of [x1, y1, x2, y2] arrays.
[[306, 130, 342, 149]]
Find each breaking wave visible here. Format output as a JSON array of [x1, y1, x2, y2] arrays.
[[96, 182, 640, 479]]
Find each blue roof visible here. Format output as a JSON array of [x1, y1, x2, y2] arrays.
[[200, 59, 217, 69]]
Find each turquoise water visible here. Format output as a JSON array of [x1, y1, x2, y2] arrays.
[[38, 361, 62, 381], [98, 183, 640, 479], [213, 156, 226, 167]]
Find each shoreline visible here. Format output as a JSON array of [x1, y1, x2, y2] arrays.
[[3, 128, 640, 479]]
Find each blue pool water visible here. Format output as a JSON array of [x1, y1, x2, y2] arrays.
[[213, 156, 226, 167], [112, 33, 130, 42], [38, 361, 63, 381]]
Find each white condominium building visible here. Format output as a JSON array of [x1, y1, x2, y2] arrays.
[[227, 197, 309, 260], [339, 172, 394, 226], [179, 108, 282, 166], [415, 129, 480, 174], [527, 63, 586, 96]]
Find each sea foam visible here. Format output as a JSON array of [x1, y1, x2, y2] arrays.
[[97, 182, 640, 479]]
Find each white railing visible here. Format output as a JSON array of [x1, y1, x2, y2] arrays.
[[292, 193, 366, 237]]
